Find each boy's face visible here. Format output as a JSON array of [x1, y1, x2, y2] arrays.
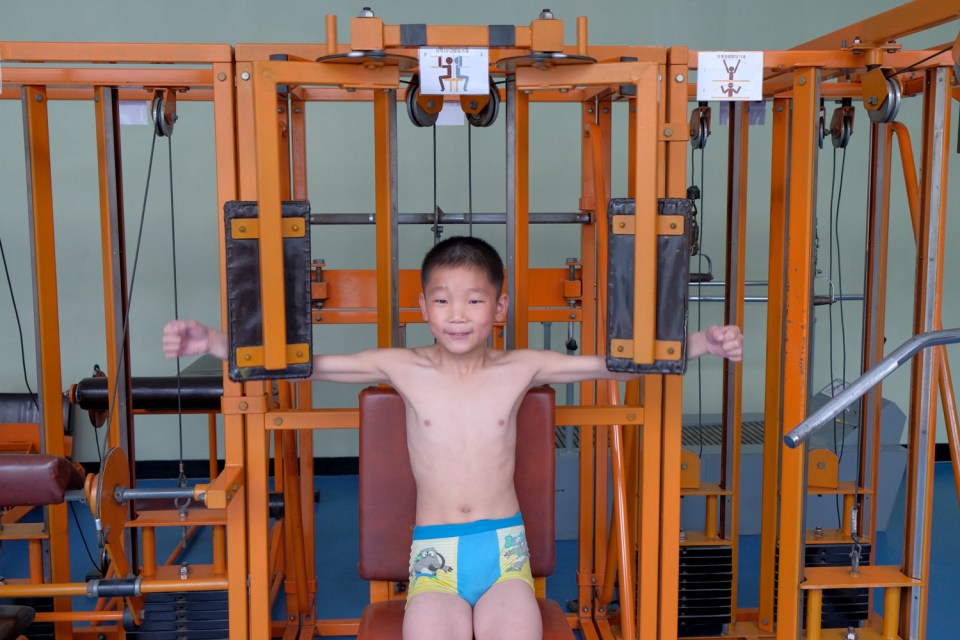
[[419, 265, 508, 355]]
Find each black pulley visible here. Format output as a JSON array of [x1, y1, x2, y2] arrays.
[[405, 74, 440, 127], [466, 81, 501, 128]]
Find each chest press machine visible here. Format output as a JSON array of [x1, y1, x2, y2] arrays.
[[2, 2, 960, 639]]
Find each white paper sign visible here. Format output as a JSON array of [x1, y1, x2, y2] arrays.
[[435, 101, 465, 126], [119, 100, 151, 125], [418, 48, 489, 96], [697, 51, 763, 101]]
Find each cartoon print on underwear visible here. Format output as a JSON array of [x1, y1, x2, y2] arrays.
[[502, 532, 529, 572], [411, 546, 454, 576]]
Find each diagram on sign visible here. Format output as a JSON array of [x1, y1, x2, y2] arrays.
[[418, 47, 489, 95], [696, 51, 763, 101]]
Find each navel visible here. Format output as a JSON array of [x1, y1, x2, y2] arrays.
[[460, 506, 471, 514]]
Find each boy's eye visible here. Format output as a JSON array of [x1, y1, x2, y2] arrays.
[[433, 298, 447, 304]]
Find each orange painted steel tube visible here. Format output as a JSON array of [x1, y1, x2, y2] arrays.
[[776, 68, 820, 640], [577, 100, 602, 626], [882, 587, 901, 639], [790, 0, 960, 51], [245, 411, 272, 640], [721, 101, 749, 629], [805, 589, 823, 640], [23, 83, 74, 640], [901, 66, 951, 639], [607, 383, 636, 640], [892, 121, 960, 510], [758, 97, 790, 632], [705, 496, 718, 540], [282, 431, 310, 616], [325, 15, 338, 56], [373, 88, 398, 348], [0, 41, 232, 63], [29, 539, 43, 584], [637, 375, 663, 637], [142, 527, 157, 577], [631, 64, 660, 365], [512, 87, 531, 349], [251, 62, 289, 370]]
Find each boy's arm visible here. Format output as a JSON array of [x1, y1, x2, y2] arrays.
[[530, 324, 743, 385], [162, 320, 394, 385]]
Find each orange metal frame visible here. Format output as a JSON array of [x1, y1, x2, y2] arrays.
[[2, 1, 959, 638]]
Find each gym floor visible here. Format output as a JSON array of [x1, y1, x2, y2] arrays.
[[1, 461, 958, 639]]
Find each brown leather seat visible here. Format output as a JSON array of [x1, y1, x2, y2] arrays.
[[0, 453, 85, 508], [0, 605, 34, 640], [357, 386, 573, 639]]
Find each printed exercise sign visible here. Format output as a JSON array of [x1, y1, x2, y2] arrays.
[[418, 48, 489, 95], [696, 51, 763, 101]]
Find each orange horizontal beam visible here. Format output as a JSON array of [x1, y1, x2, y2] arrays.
[[0, 41, 233, 63], [237, 43, 665, 65], [0, 87, 215, 102], [258, 406, 643, 431], [789, 0, 960, 49], [1, 67, 216, 88]]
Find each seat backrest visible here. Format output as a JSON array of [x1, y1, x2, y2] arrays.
[[358, 386, 556, 582]]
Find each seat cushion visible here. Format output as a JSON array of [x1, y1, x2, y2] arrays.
[[0, 454, 84, 507], [357, 598, 574, 639], [0, 605, 35, 640]]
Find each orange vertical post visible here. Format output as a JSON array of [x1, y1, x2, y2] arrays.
[[373, 88, 399, 348], [776, 67, 820, 640], [22, 84, 73, 640], [758, 97, 790, 632], [658, 46, 689, 640], [901, 65, 951, 639], [252, 61, 288, 370]]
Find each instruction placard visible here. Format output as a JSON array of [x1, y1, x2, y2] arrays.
[[418, 48, 488, 96], [696, 51, 763, 101]]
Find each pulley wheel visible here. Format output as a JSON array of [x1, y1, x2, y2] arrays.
[[867, 76, 901, 124], [830, 109, 853, 149], [405, 74, 439, 127], [467, 82, 501, 128], [151, 92, 175, 138]]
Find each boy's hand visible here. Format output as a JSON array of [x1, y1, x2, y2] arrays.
[[701, 324, 743, 361], [162, 320, 227, 360], [686, 325, 743, 361]]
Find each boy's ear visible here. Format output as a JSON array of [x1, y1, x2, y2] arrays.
[[418, 292, 428, 320], [495, 293, 509, 322]]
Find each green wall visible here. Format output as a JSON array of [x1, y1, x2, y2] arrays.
[[1, 1, 957, 463]]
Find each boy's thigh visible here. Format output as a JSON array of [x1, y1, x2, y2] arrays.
[[403, 591, 473, 640], [473, 579, 542, 640]]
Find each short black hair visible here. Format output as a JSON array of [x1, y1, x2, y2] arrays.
[[420, 236, 504, 293]]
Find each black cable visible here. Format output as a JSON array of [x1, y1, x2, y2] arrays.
[[69, 501, 101, 571], [890, 46, 952, 78], [828, 145, 841, 528], [0, 231, 40, 414], [432, 126, 440, 245], [98, 128, 159, 463], [835, 145, 849, 466], [694, 147, 705, 458], [467, 125, 474, 237], [167, 136, 186, 482]]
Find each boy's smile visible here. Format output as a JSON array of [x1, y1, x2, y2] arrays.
[[419, 265, 508, 357]]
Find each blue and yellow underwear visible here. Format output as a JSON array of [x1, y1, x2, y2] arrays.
[[407, 512, 534, 606]]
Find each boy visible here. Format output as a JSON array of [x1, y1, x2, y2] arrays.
[[163, 236, 742, 640]]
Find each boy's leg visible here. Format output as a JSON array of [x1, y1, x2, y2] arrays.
[[403, 592, 473, 640], [472, 579, 542, 640]]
